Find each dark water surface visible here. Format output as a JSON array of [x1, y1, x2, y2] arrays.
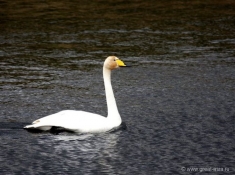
[[1, 0, 235, 174]]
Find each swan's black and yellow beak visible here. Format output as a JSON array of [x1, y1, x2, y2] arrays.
[[116, 59, 126, 67]]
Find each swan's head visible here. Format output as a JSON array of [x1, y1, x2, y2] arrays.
[[104, 56, 126, 70]]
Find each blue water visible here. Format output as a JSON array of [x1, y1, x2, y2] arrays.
[[0, 0, 235, 174]]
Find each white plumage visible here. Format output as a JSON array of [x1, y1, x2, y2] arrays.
[[24, 56, 126, 133]]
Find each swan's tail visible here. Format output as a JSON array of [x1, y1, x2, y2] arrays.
[[24, 120, 52, 131]]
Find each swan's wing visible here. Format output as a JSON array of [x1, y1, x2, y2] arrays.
[[24, 110, 109, 132]]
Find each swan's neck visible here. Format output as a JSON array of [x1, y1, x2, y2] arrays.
[[103, 67, 121, 124]]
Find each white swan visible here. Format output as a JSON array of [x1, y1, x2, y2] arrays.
[[24, 56, 126, 133]]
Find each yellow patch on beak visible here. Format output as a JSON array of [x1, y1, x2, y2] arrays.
[[116, 59, 126, 67]]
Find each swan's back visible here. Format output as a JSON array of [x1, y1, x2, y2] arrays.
[[25, 110, 113, 133]]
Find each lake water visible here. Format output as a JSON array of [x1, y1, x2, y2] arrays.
[[0, 0, 235, 174]]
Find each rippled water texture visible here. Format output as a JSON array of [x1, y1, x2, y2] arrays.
[[0, 0, 235, 174]]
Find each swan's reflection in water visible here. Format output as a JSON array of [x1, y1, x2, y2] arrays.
[[38, 132, 121, 174]]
